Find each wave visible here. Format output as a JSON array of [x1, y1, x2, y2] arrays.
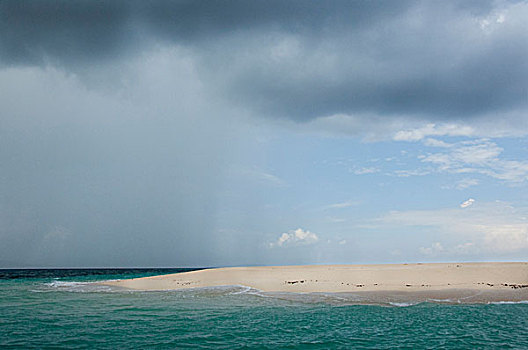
[[488, 300, 528, 305], [36, 280, 121, 293], [34, 281, 528, 307], [427, 298, 456, 303], [388, 302, 420, 307]]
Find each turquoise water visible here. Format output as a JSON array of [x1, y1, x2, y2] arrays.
[[1, 269, 528, 349]]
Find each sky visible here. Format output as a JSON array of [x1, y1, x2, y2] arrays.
[[1, 0, 527, 267]]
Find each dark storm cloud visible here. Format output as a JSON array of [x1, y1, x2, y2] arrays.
[[0, 1, 131, 64], [1, 0, 526, 120], [0, 58, 240, 267], [0, 0, 412, 63]]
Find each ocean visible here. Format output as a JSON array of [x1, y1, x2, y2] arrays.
[[1, 269, 527, 349]]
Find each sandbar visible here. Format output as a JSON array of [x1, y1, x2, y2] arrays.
[[101, 262, 528, 302]]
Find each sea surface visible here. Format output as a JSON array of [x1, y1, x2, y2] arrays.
[[1, 268, 527, 349]]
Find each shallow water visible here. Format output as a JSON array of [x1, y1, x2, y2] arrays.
[[1, 269, 527, 349]]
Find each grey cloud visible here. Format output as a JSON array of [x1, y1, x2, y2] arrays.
[[0, 1, 132, 65], [2, 0, 525, 123], [0, 56, 243, 267], [206, 1, 527, 121], [0, 0, 412, 65]]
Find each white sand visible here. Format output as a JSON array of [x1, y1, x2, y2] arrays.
[[102, 262, 528, 295]]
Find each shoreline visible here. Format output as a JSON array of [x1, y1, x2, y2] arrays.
[[100, 262, 528, 302]]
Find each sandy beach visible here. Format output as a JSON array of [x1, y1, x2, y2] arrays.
[[102, 262, 528, 302]]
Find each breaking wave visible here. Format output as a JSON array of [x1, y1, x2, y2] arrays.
[[36, 280, 527, 307]]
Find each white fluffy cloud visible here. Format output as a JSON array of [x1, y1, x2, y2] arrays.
[[460, 198, 475, 208], [273, 228, 319, 247]]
